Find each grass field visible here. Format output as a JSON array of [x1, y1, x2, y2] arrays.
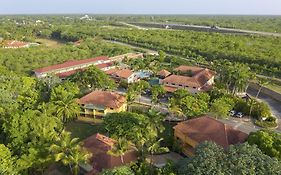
[[265, 84, 281, 94], [66, 121, 106, 141], [35, 38, 64, 48]]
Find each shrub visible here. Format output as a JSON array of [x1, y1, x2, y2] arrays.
[[255, 116, 278, 128]]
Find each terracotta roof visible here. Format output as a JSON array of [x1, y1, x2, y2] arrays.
[[34, 56, 109, 73], [174, 65, 204, 74], [83, 133, 116, 153], [164, 86, 177, 92], [56, 69, 82, 78], [157, 69, 171, 78], [112, 69, 134, 79], [162, 66, 215, 88], [83, 133, 137, 173], [96, 62, 113, 70], [3, 40, 30, 48], [162, 74, 202, 88], [78, 91, 126, 109], [173, 116, 248, 148], [105, 68, 119, 75]]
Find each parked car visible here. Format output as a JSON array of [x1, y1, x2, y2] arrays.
[[229, 110, 236, 117], [235, 112, 243, 118]]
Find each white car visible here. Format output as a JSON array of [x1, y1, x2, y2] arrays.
[[230, 110, 236, 117]]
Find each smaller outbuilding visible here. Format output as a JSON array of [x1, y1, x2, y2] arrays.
[[82, 133, 137, 174]]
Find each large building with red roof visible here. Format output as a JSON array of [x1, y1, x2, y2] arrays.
[[2, 40, 38, 49], [173, 116, 248, 156], [160, 65, 215, 93], [33, 56, 114, 78], [82, 133, 137, 174]]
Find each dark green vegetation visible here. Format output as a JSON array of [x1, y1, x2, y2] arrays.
[[248, 130, 281, 160], [177, 142, 281, 175], [0, 66, 105, 175]]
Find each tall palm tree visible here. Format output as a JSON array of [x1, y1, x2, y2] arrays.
[[53, 96, 80, 124], [49, 131, 91, 175], [256, 79, 269, 98], [107, 137, 130, 164]]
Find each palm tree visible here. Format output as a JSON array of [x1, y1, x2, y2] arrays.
[[52, 96, 80, 124], [107, 137, 130, 164], [147, 138, 169, 166], [256, 79, 269, 98], [50, 131, 91, 175]]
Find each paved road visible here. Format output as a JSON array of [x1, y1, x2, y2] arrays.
[[128, 22, 281, 37]]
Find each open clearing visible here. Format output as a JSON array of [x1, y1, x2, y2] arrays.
[[35, 38, 64, 48]]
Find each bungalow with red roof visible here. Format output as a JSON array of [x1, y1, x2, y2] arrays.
[[160, 65, 215, 93], [106, 68, 138, 84], [78, 90, 127, 117], [33, 56, 114, 78], [173, 116, 248, 156], [82, 133, 137, 174]]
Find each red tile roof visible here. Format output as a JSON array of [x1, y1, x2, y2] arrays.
[[111, 69, 134, 79], [34, 56, 109, 73], [78, 90, 126, 109], [157, 69, 171, 78], [162, 66, 215, 88], [173, 116, 248, 148], [83, 133, 137, 173], [174, 65, 204, 75], [164, 86, 177, 92], [162, 74, 202, 88]]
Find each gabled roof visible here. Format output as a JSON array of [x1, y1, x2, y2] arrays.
[[162, 65, 215, 88], [173, 116, 248, 148], [174, 65, 204, 75], [162, 74, 202, 88], [157, 69, 171, 78], [34, 56, 109, 73], [78, 90, 126, 109], [112, 69, 134, 79]]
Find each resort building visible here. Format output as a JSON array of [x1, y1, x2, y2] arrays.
[[106, 68, 138, 84], [33, 56, 114, 78], [160, 65, 215, 93], [82, 133, 137, 174], [173, 116, 248, 157], [78, 90, 127, 117]]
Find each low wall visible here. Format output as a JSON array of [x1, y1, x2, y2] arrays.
[[249, 82, 281, 102]]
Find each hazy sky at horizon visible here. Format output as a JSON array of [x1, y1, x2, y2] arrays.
[[1, 0, 281, 15]]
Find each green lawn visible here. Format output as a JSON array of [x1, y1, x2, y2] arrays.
[[65, 121, 106, 141], [265, 84, 281, 94], [35, 38, 64, 48]]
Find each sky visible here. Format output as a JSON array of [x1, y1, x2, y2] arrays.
[[0, 0, 281, 15]]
